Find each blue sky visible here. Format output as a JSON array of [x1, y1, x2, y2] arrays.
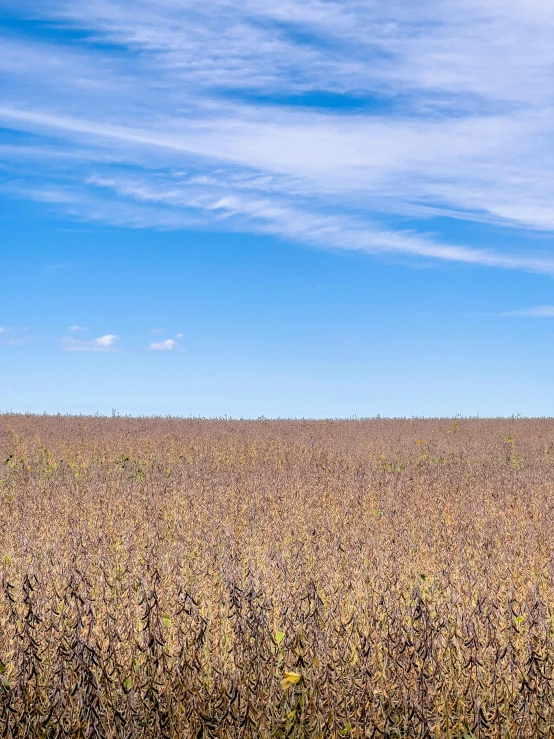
[[2, 0, 554, 417]]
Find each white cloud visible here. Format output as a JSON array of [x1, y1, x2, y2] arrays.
[[3, 0, 554, 270], [69, 324, 88, 331], [175, 332, 183, 338], [95, 334, 118, 347], [503, 306, 554, 318], [150, 338, 176, 350], [0, 327, 4, 334], [62, 334, 118, 351], [78, 176, 554, 273]]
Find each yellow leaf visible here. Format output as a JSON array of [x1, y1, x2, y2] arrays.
[[281, 671, 301, 690]]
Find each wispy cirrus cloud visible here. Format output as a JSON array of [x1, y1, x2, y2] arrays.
[[0, 326, 31, 346], [503, 306, 554, 318], [68, 324, 89, 331], [61, 334, 118, 351], [3, 0, 554, 270]]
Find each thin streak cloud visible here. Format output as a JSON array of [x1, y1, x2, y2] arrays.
[[503, 306, 554, 318]]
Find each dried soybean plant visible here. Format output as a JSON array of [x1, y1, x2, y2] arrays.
[[1, 413, 554, 737]]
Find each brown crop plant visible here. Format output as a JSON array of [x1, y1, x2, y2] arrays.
[[1, 414, 554, 738]]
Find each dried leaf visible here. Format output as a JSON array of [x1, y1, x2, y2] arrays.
[[281, 671, 301, 690]]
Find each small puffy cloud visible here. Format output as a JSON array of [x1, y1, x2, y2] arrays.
[[175, 332, 183, 338], [69, 325, 89, 331], [150, 338, 176, 351], [95, 334, 118, 348], [503, 306, 554, 317], [62, 334, 118, 351]]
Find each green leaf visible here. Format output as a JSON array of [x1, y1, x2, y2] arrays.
[[0, 661, 5, 674], [1, 678, 10, 691], [275, 631, 285, 645], [123, 677, 132, 693], [162, 614, 172, 628]]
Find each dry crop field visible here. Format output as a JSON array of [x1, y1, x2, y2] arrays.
[[1, 414, 554, 738]]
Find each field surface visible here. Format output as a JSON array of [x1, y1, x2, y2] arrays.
[[1, 415, 554, 738]]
